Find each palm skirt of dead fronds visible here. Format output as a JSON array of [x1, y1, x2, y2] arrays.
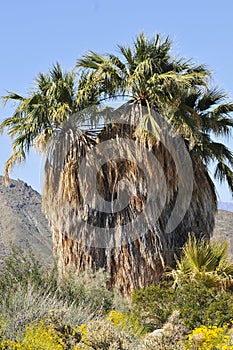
[[42, 102, 217, 297]]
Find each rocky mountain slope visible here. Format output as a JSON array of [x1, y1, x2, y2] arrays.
[[0, 176, 53, 265], [0, 175, 232, 264], [212, 209, 233, 260]]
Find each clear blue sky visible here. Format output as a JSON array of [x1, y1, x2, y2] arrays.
[[0, 0, 233, 202]]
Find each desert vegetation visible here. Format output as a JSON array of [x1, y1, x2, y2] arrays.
[[1, 238, 233, 349]]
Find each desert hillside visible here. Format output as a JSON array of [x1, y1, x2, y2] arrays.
[[0, 176, 53, 264], [212, 209, 233, 260]]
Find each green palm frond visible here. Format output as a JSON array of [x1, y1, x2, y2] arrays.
[[76, 32, 209, 108], [201, 115, 233, 137], [117, 45, 134, 71], [171, 235, 233, 289], [214, 162, 233, 193], [170, 86, 233, 194], [77, 51, 109, 70], [197, 87, 227, 111], [2, 92, 25, 106], [0, 63, 91, 181]]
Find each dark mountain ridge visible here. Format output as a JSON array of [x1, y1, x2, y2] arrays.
[[0, 176, 53, 264]]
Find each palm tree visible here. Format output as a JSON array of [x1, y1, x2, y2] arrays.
[[42, 34, 232, 296], [1, 34, 233, 297]]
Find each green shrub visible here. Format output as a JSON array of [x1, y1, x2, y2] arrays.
[[177, 284, 233, 330], [132, 280, 176, 330], [132, 281, 233, 331], [56, 269, 115, 314], [0, 244, 49, 294]]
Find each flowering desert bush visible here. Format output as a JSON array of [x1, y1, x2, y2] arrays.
[[0, 322, 64, 349], [186, 325, 233, 349], [107, 310, 144, 336]]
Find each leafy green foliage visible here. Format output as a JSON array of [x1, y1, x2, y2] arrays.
[[132, 280, 176, 331], [171, 235, 233, 289], [76, 33, 209, 109], [0, 63, 100, 183], [132, 282, 233, 331]]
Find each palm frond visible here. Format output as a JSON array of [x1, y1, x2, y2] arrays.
[[76, 32, 209, 109], [1, 63, 82, 179], [77, 51, 107, 69], [171, 235, 233, 289], [214, 162, 233, 194], [197, 87, 227, 111], [2, 92, 25, 107]]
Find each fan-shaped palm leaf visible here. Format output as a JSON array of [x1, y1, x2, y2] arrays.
[[171, 235, 233, 289], [0, 63, 101, 182]]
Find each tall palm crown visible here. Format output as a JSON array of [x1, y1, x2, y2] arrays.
[[76, 34, 233, 195], [77, 33, 208, 108]]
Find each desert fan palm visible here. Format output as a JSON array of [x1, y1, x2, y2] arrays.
[[1, 34, 233, 296], [42, 34, 232, 296]]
